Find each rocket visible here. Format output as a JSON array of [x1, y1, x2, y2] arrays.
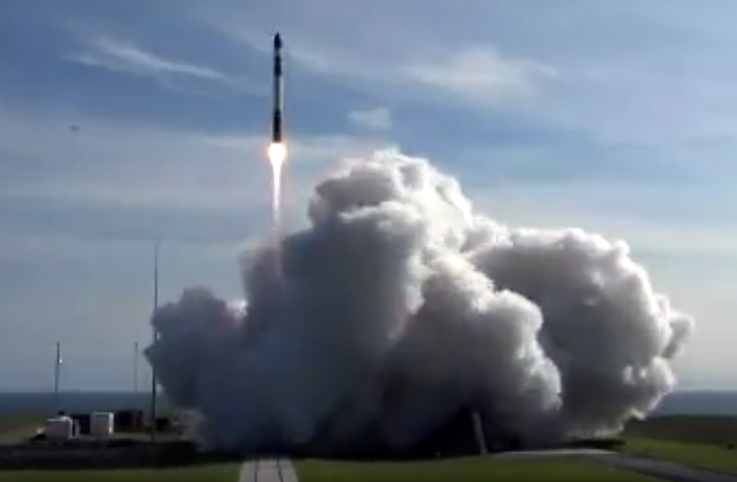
[[272, 32, 284, 144]]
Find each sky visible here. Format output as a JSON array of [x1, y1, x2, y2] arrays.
[[1, 0, 736, 391]]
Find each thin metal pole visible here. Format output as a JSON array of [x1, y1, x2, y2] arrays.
[[149, 240, 160, 441], [133, 341, 139, 394], [54, 342, 61, 413]]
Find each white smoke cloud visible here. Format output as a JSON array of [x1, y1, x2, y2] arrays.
[[146, 150, 693, 454]]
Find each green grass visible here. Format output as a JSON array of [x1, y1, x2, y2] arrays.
[[0, 463, 241, 482], [621, 415, 737, 474], [294, 457, 662, 482], [624, 438, 737, 475], [0, 415, 43, 433], [0, 414, 43, 444]]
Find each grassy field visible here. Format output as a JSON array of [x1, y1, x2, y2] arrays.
[[0, 414, 43, 433], [294, 457, 662, 482], [0, 457, 662, 482], [0, 414, 43, 444], [624, 439, 737, 475], [3, 414, 737, 481], [619, 414, 737, 474], [0, 463, 241, 482]]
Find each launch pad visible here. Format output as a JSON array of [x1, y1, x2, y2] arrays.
[[0, 410, 205, 471], [0, 409, 624, 471]]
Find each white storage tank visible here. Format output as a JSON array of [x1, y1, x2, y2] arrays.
[[45, 416, 73, 441], [90, 411, 115, 437]]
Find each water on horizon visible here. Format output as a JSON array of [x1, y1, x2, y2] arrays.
[[0, 389, 734, 417], [0, 391, 171, 417]]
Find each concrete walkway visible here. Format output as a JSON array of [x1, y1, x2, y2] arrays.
[[493, 448, 613, 459], [239, 458, 298, 482], [493, 448, 737, 482], [591, 452, 737, 482], [235, 451, 737, 482]]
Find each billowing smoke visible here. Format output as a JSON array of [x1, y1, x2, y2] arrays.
[[146, 150, 693, 454]]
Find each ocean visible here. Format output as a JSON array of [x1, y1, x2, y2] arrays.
[[0, 390, 734, 417], [0, 392, 171, 417], [652, 390, 737, 415]]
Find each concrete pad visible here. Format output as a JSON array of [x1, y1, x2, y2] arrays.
[[493, 448, 614, 459], [592, 453, 737, 482], [239, 458, 298, 482]]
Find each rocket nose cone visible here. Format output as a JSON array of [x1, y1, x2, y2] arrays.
[[274, 33, 282, 48]]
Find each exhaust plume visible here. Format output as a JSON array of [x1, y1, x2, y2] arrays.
[[146, 150, 693, 453]]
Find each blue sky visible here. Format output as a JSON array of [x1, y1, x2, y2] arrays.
[[1, 0, 736, 391]]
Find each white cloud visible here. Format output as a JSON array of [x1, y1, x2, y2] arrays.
[[67, 37, 258, 93], [228, 26, 556, 104], [348, 107, 393, 130], [1, 105, 731, 257], [287, 44, 557, 105], [72, 37, 230, 80], [4, 104, 727, 259], [206, 1, 737, 147], [85, 37, 227, 79], [465, 179, 737, 386], [7, 0, 737, 388], [405, 47, 558, 99]]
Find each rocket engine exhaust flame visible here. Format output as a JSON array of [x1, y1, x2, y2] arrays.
[[145, 150, 694, 456], [268, 142, 286, 234], [268, 142, 287, 164]]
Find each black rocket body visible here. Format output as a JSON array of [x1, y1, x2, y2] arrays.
[[272, 33, 284, 144]]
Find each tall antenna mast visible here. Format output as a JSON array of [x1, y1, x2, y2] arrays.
[[54, 342, 62, 413], [149, 240, 160, 441], [133, 341, 139, 395]]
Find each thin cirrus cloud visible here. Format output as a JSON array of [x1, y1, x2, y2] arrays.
[[66, 36, 261, 94], [0, 107, 394, 215], [228, 25, 557, 105], [208, 0, 737, 150], [348, 107, 393, 131], [308, 44, 557, 103], [402, 46, 559, 100]]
